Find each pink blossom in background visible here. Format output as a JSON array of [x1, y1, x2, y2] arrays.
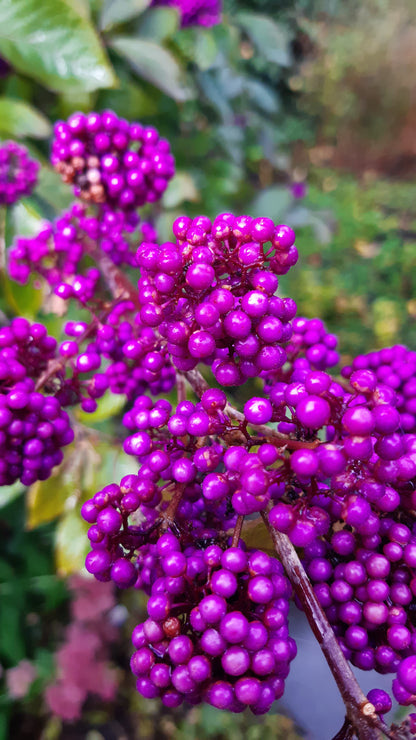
[[45, 682, 85, 722], [44, 576, 119, 721], [69, 574, 115, 622], [151, 0, 221, 28], [6, 660, 37, 699]]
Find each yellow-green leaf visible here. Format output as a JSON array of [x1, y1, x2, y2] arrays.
[[242, 519, 274, 554], [55, 509, 90, 575], [76, 392, 127, 424], [26, 474, 76, 530]]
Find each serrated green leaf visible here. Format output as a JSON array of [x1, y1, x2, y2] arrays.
[[237, 12, 292, 67], [0, 98, 51, 139], [55, 509, 90, 575], [138, 7, 179, 41], [163, 171, 199, 209], [26, 475, 75, 530], [76, 392, 127, 424], [0, 0, 117, 92], [111, 36, 192, 101], [100, 0, 151, 31]]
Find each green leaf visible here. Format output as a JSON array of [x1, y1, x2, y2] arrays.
[[55, 509, 90, 576], [11, 199, 44, 237], [76, 392, 127, 424], [194, 29, 218, 71], [26, 475, 75, 530], [245, 79, 279, 114], [0, 481, 24, 509], [236, 12, 292, 67], [100, 0, 151, 31], [163, 171, 199, 209], [249, 186, 292, 221], [35, 167, 74, 214], [1, 273, 44, 319], [138, 7, 179, 42], [0, 600, 25, 663], [110, 36, 192, 101], [0, 0, 117, 92], [0, 98, 51, 139]]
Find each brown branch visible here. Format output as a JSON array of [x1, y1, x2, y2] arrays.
[[231, 514, 244, 547], [87, 245, 141, 309], [261, 510, 387, 740], [183, 367, 321, 451]]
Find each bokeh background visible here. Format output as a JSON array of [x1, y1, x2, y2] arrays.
[[0, 0, 416, 737]]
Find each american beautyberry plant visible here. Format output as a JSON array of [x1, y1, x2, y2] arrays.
[[4, 111, 416, 740]]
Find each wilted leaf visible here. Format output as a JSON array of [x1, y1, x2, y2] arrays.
[[0, 98, 51, 138], [0, 0, 117, 92], [111, 36, 192, 101]]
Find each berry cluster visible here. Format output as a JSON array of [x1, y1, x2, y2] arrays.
[[0, 140, 39, 206], [0, 317, 73, 485], [303, 519, 416, 705], [4, 113, 416, 732], [342, 344, 416, 434], [9, 201, 158, 292], [136, 214, 298, 384], [130, 534, 295, 714], [51, 111, 175, 213]]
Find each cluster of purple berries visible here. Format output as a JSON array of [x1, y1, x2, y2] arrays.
[[342, 344, 416, 434], [9, 201, 159, 292], [58, 300, 175, 408], [51, 111, 175, 213], [4, 111, 416, 729], [130, 534, 295, 714], [0, 318, 73, 485], [136, 214, 298, 384], [151, 0, 222, 27], [0, 140, 39, 206], [303, 519, 416, 706]]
